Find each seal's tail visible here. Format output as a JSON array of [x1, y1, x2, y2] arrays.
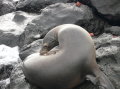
[[86, 70, 115, 89]]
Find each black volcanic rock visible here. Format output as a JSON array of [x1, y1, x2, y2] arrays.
[[75, 17, 108, 36]]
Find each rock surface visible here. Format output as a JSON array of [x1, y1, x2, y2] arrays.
[[0, 11, 38, 47], [10, 63, 30, 89], [0, 0, 16, 16], [105, 26, 120, 36]]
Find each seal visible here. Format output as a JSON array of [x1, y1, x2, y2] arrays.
[[22, 24, 115, 89]]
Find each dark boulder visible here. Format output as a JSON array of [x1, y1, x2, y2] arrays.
[[16, 0, 68, 13], [90, 0, 120, 25], [105, 26, 120, 36], [72, 0, 120, 25], [75, 17, 109, 36]]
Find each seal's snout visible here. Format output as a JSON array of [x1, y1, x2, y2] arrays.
[[40, 49, 48, 55]]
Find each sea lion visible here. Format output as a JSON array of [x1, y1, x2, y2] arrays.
[[22, 24, 115, 89]]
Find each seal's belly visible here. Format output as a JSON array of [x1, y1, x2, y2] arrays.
[[25, 57, 83, 89], [28, 66, 82, 89]]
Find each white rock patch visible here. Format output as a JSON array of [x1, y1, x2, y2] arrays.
[[0, 11, 38, 35], [0, 44, 20, 65]]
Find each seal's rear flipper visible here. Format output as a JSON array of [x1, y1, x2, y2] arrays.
[[86, 71, 115, 89]]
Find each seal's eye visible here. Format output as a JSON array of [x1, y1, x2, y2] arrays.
[[43, 43, 49, 48], [44, 45, 48, 47]]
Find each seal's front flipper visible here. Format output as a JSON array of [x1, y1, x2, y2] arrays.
[[86, 71, 115, 89], [86, 75, 99, 85], [86, 75, 108, 89]]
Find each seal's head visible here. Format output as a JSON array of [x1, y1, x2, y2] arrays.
[[40, 37, 59, 55]]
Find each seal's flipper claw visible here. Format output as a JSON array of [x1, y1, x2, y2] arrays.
[[86, 75, 99, 85]]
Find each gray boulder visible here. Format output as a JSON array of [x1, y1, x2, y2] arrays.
[[0, 11, 38, 47], [20, 3, 94, 46]]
